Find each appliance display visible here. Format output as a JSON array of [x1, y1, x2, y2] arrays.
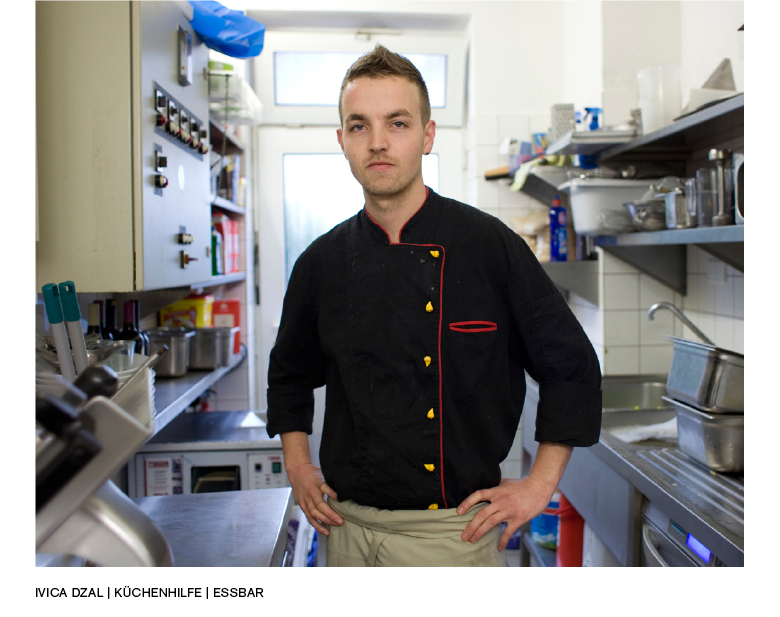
[[128, 411, 288, 497]]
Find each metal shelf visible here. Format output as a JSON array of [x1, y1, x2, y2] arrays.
[[595, 225, 743, 247], [598, 94, 743, 171], [520, 531, 557, 567], [211, 195, 246, 216], [541, 260, 599, 306], [152, 345, 247, 435], [594, 225, 743, 295], [190, 272, 247, 289]]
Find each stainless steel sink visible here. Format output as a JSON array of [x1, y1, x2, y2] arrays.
[[600, 374, 676, 448]]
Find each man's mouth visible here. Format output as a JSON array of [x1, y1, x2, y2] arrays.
[[368, 161, 394, 170]]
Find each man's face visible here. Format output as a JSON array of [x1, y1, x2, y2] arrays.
[[337, 76, 435, 200]]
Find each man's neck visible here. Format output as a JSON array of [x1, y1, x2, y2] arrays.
[[364, 181, 428, 244]]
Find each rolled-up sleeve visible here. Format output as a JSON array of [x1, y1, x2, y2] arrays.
[[506, 233, 602, 447], [266, 249, 326, 438]]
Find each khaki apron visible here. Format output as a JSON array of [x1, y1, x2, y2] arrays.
[[326, 499, 507, 567]]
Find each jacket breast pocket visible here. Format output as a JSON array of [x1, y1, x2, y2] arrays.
[[449, 321, 498, 333]]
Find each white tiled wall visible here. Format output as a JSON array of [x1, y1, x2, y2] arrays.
[[566, 247, 744, 377], [465, 112, 550, 228]]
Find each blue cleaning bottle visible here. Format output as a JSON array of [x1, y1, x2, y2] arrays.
[[549, 194, 568, 262]]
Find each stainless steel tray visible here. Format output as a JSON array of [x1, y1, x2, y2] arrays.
[[662, 396, 743, 473], [665, 336, 743, 413]]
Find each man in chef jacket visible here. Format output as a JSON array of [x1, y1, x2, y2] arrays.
[[266, 44, 602, 566]]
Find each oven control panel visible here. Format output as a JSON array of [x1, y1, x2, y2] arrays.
[[248, 452, 288, 489]]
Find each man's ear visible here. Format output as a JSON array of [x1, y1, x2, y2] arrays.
[[423, 120, 436, 156], [336, 128, 346, 157]]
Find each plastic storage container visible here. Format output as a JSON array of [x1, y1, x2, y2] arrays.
[[549, 194, 568, 261], [530, 490, 560, 549], [557, 178, 654, 235]]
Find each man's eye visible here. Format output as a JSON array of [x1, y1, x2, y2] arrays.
[[351, 124, 365, 131], [393, 121, 406, 128]]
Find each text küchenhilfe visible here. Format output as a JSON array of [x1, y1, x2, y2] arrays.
[[35, 587, 264, 599]]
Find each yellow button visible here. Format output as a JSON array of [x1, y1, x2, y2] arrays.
[[425, 301, 433, 312], [424, 356, 431, 367], [430, 250, 440, 258], [428, 503, 438, 510], [427, 408, 434, 419], [424, 464, 435, 472]]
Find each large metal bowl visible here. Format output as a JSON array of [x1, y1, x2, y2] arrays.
[[624, 199, 667, 231]]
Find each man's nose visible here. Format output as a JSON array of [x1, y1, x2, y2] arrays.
[[369, 126, 388, 152]]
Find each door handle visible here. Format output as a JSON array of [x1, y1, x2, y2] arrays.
[[642, 523, 670, 567]]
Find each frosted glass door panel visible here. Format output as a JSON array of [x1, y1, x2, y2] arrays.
[[283, 153, 439, 282], [274, 52, 446, 108]]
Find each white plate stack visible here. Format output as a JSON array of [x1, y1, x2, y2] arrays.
[[111, 355, 156, 430]]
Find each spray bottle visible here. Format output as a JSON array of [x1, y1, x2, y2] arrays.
[[549, 194, 568, 262]]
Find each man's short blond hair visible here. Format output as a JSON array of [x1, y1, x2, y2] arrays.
[[339, 44, 431, 127]]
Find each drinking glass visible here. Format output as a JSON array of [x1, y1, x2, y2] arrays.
[[696, 168, 718, 227]]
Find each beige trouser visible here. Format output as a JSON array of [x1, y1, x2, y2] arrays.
[[325, 498, 507, 567]]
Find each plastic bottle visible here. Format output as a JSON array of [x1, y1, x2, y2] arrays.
[[549, 194, 568, 262]]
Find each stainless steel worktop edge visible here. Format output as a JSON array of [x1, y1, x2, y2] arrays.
[[152, 345, 247, 435]]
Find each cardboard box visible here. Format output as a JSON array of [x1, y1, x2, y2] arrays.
[[213, 298, 241, 353], [159, 294, 214, 328]]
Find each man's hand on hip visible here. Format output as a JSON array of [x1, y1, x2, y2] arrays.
[[456, 476, 552, 550], [456, 441, 573, 550], [287, 462, 343, 536]]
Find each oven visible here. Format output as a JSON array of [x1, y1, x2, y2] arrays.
[[128, 411, 288, 497]]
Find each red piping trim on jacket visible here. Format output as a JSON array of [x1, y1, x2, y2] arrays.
[[363, 186, 430, 245], [363, 188, 447, 509], [449, 321, 498, 333]]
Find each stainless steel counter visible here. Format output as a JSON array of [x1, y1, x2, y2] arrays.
[[132, 488, 293, 566], [522, 376, 744, 566]]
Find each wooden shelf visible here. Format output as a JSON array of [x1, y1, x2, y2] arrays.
[[211, 195, 246, 216], [190, 272, 247, 289], [152, 345, 247, 435]]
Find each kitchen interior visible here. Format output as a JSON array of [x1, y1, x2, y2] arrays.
[[29, 0, 755, 575]]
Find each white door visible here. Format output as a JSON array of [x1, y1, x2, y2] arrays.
[[255, 126, 463, 465]]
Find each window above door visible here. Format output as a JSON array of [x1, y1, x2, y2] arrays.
[[254, 31, 468, 127]]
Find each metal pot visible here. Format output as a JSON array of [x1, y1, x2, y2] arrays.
[[188, 327, 240, 370], [146, 327, 195, 377]]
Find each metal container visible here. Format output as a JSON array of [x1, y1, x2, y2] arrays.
[[146, 328, 195, 377], [188, 327, 240, 370], [624, 199, 667, 231], [662, 396, 743, 473], [665, 336, 743, 413], [664, 189, 695, 229]]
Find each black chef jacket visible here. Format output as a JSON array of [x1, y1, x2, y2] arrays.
[[267, 187, 602, 511]]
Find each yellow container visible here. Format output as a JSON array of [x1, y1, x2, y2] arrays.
[[159, 295, 214, 328]]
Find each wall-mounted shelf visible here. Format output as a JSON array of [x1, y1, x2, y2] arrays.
[[190, 272, 247, 289], [211, 195, 246, 216], [595, 225, 743, 295], [541, 260, 599, 305], [598, 94, 743, 174]]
